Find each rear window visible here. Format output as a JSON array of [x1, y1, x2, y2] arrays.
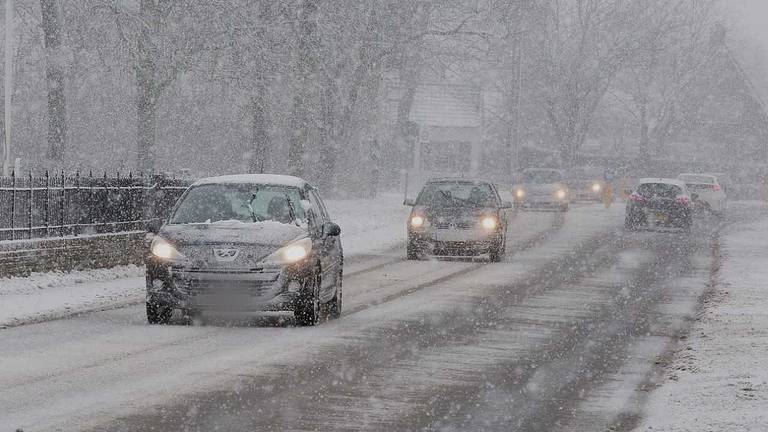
[[636, 183, 683, 199], [678, 174, 715, 184], [523, 170, 562, 183], [416, 182, 497, 207]]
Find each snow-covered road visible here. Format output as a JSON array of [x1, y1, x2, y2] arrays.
[[1, 202, 762, 431]]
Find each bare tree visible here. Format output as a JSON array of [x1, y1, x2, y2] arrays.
[[40, 0, 67, 162]]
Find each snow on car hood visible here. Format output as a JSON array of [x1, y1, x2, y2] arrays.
[[159, 220, 307, 247]]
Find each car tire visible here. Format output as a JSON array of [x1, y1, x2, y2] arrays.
[[327, 270, 343, 320], [489, 236, 505, 263], [624, 214, 639, 231], [295, 270, 321, 326], [407, 240, 420, 260], [146, 301, 172, 325]]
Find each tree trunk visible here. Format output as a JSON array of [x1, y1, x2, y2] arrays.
[[136, 72, 157, 174], [638, 98, 650, 163], [249, 80, 270, 174], [41, 0, 67, 162], [288, 0, 319, 178], [317, 80, 335, 193]]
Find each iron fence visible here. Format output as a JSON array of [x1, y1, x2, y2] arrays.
[[0, 171, 190, 242]]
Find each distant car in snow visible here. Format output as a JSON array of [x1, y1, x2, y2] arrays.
[[145, 174, 343, 326], [404, 178, 511, 262], [565, 166, 606, 202], [677, 173, 727, 217], [512, 168, 570, 211], [625, 178, 693, 232]]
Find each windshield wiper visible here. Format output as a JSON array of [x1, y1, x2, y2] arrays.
[[248, 189, 260, 222], [283, 193, 299, 226]]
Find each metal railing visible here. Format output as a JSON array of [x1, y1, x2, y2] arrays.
[[0, 171, 190, 242]]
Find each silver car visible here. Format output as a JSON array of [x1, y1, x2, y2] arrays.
[[512, 168, 570, 211], [145, 174, 343, 326]]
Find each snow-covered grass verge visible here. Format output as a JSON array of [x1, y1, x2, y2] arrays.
[[0, 193, 410, 328], [635, 217, 768, 431]]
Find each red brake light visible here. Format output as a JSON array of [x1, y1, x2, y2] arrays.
[[676, 195, 690, 206], [629, 193, 644, 202], [712, 184, 721, 192]]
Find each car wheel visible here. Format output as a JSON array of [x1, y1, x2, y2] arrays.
[[407, 240, 420, 260], [295, 270, 321, 326], [327, 270, 343, 320], [624, 215, 639, 231], [146, 300, 172, 325], [489, 234, 505, 262]]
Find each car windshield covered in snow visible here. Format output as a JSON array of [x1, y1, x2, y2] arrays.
[[636, 182, 683, 199], [523, 169, 563, 183], [416, 181, 497, 207], [169, 183, 306, 225]]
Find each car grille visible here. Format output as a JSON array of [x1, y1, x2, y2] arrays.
[[434, 220, 472, 230], [174, 269, 280, 299]]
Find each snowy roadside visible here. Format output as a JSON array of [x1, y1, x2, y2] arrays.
[[634, 217, 768, 431], [0, 193, 410, 328]]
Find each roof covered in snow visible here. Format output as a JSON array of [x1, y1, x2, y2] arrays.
[[192, 174, 310, 189], [385, 82, 483, 128], [637, 178, 687, 188]]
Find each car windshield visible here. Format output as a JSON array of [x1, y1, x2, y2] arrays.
[[170, 184, 306, 225], [679, 174, 715, 184], [523, 170, 562, 183], [636, 183, 683, 199], [416, 182, 496, 207]]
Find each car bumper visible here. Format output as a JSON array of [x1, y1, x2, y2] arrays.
[[146, 259, 311, 313], [409, 229, 500, 255]]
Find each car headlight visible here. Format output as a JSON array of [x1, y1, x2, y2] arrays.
[[556, 190, 567, 200], [262, 237, 312, 266], [515, 189, 525, 199], [151, 236, 184, 261], [410, 215, 425, 227], [481, 216, 497, 230], [592, 183, 601, 192]]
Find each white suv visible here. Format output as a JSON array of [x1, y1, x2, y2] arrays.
[[677, 173, 727, 217]]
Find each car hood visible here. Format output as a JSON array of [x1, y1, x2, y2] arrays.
[[158, 221, 307, 267], [418, 206, 497, 220]]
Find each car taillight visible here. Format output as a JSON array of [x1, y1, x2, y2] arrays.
[[712, 184, 721, 192], [629, 193, 644, 202], [676, 195, 690, 206]]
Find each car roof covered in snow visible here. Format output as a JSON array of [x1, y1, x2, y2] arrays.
[[425, 177, 495, 185], [637, 178, 687, 188], [191, 174, 311, 189]]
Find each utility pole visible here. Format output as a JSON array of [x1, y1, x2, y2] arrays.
[[3, 0, 12, 176]]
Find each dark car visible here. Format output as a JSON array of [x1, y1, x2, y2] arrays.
[[145, 174, 343, 326], [625, 178, 693, 232], [404, 178, 511, 262]]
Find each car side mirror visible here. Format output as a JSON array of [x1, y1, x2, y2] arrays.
[[403, 198, 415, 206], [323, 221, 341, 237], [146, 218, 163, 234], [500, 200, 513, 209]]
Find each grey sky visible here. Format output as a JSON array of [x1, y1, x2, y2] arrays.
[[731, 0, 768, 50]]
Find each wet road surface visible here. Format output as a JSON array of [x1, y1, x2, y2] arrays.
[[1, 203, 764, 431]]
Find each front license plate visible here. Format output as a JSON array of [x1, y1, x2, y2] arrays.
[[194, 294, 251, 307]]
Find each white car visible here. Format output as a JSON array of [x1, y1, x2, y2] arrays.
[[513, 168, 570, 211], [677, 173, 727, 216]]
